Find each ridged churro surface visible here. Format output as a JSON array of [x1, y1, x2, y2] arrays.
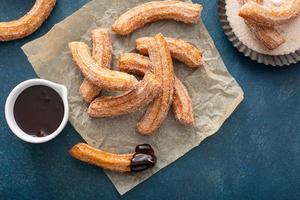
[[80, 29, 112, 102], [118, 52, 194, 125], [136, 36, 203, 68], [239, 0, 285, 50], [172, 78, 194, 125], [88, 71, 161, 118], [69, 41, 138, 91], [0, 0, 56, 41], [239, 0, 300, 26], [136, 34, 175, 135], [245, 20, 285, 50], [112, 0, 202, 35], [69, 143, 133, 172]]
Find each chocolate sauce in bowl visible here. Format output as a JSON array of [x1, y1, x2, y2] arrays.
[[131, 144, 156, 172], [13, 85, 64, 137]]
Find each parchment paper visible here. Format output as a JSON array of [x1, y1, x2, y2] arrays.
[[226, 0, 300, 55], [22, 0, 244, 195]]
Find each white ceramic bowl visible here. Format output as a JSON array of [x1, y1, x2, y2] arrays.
[[5, 79, 69, 143]]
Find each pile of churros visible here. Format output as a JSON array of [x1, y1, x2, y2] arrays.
[[238, 0, 300, 50], [68, 0, 203, 172]]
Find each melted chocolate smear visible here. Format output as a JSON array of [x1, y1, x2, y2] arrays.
[[13, 85, 64, 137], [131, 144, 156, 172]]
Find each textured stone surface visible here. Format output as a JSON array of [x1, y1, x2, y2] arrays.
[[0, 0, 299, 199]]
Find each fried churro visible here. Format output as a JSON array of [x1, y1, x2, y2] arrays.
[[240, 0, 285, 50], [0, 0, 56, 41], [118, 53, 150, 77], [239, 0, 300, 26], [80, 29, 112, 102], [136, 34, 175, 135], [69, 41, 138, 91], [172, 78, 194, 125], [112, 0, 202, 35], [244, 20, 285, 50], [118, 53, 194, 125], [136, 36, 203, 68], [69, 143, 156, 172], [88, 70, 161, 118]]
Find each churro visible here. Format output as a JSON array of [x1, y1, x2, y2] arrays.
[[172, 78, 194, 125], [244, 20, 285, 50], [136, 34, 175, 135], [112, 0, 202, 35], [118, 53, 150, 77], [80, 29, 112, 102], [118, 53, 194, 125], [136, 36, 203, 68], [69, 41, 138, 91], [69, 143, 156, 172], [240, 0, 285, 50], [88, 71, 161, 118], [239, 0, 300, 26], [0, 0, 56, 41]]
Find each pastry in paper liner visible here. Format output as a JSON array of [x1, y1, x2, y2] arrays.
[[219, 0, 300, 66]]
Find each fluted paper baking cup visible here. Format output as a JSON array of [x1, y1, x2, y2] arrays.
[[218, 0, 300, 66]]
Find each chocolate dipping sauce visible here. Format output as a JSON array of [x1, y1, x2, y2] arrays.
[[13, 85, 64, 137], [131, 144, 156, 172]]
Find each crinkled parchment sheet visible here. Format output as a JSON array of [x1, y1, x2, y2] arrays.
[[22, 0, 244, 195]]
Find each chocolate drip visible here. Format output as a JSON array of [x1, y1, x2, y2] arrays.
[[131, 144, 156, 172]]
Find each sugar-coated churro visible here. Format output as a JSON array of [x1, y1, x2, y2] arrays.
[[239, 0, 300, 26], [136, 36, 203, 68], [244, 20, 285, 50], [112, 0, 202, 35], [88, 70, 161, 118], [118, 53, 194, 125], [240, 0, 285, 50], [0, 0, 56, 41], [118, 53, 150, 77], [69, 143, 156, 172], [172, 78, 194, 125], [136, 34, 175, 135], [69, 41, 138, 91], [80, 29, 112, 102]]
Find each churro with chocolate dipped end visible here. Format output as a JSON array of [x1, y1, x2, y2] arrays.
[[112, 0, 202, 35], [0, 0, 56, 41], [118, 53, 194, 125], [69, 143, 156, 172], [80, 29, 112, 102], [87, 71, 161, 118], [136, 37, 203, 68], [239, 0, 300, 26], [69, 42, 138, 91], [136, 34, 175, 135]]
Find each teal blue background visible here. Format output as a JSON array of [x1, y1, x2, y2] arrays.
[[1, 0, 300, 199]]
